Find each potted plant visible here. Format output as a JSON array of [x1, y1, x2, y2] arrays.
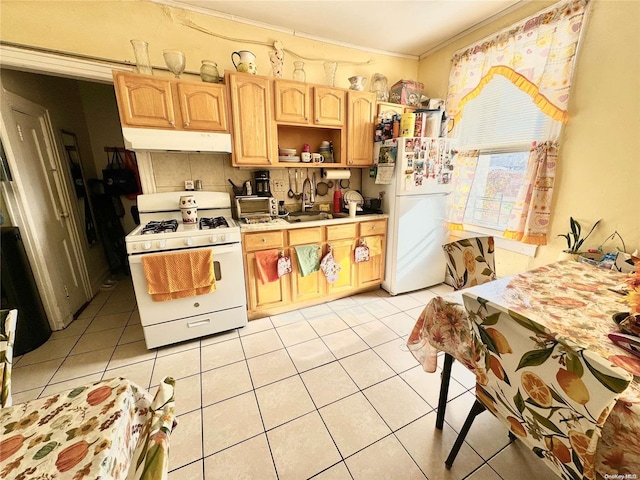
[[557, 217, 601, 261]]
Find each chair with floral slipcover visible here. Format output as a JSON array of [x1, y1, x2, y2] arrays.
[[445, 294, 633, 480], [433, 236, 496, 429], [1, 375, 176, 479], [0, 309, 18, 408]]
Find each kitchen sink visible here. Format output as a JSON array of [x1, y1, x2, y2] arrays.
[[285, 211, 333, 223]]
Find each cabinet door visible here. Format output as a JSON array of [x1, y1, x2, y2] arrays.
[[177, 83, 228, 132], [228, 73, 277, 166], [313, 87, 345, 126], [357, 235, 386, 287], [114, 72, 177, 129], [347, 91, 376, 166], [326, 239, 357, 295], [291, 244, 325, 302], [274, 80, 310, 124], [245, 252, 289, 312]]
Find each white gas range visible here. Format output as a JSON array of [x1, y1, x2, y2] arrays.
[[125, 191, 247, 349]]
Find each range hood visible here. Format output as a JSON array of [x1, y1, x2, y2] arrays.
[[122, 127, 232, 153]]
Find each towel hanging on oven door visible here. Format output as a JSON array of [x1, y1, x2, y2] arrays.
[[141, 250, 216, 302]]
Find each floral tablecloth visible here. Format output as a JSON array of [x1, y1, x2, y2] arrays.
[[408, 261, 640, 477], [0, 376, 176, 480]]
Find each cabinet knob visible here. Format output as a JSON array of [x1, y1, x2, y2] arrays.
[[169, 120, 175, 126], [348, 160, 353, 165], [262, 238, 267, 243], [184, 121, 190, 127], [372, 226, 376, 230]]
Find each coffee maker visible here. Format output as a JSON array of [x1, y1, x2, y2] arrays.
[[254, 170, 271, 197]]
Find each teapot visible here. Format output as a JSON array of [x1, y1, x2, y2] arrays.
[[231, 50, 257, 75], [348, 76, 367, 91]]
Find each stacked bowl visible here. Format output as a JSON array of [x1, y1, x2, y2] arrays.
[[278, 148, 300, 163]]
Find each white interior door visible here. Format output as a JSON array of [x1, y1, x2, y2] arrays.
[[1, 91, 90, 329]]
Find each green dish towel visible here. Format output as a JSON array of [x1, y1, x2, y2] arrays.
[[294, 245, 320, 277]]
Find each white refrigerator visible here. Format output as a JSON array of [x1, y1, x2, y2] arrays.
[[362, 137, 455, 295]]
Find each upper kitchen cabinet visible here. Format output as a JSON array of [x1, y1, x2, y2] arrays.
[[113, 72, 176, 129], [274, 80, 311, 124], [112, 71, 229, 132], [274, 81, 345, 128], [176, 83, 228, 131], [346, 91, 376, 166], [314, 87, 345, 126], [227, 72, 278, 167]]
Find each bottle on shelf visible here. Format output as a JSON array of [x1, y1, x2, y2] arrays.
[[292, 61, 306, 82]]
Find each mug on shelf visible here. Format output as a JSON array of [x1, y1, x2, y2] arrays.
[[301, 152, 312, 162], [312, 153, 324, 163]]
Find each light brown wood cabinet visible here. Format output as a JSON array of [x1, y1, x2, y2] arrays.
[[243, 218, 387, 320], [243, 231, 290, 312], [229, 72, 370, 167], [313, 87, 345, 126], [113, 71, 228, 132], [227, 72, 278, 166], [274, 80, 311, 124], [358, 220, 387, 288], [347, 91, 377, 166], [274, 81, 345, 127]]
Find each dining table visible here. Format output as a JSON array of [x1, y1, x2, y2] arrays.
[[408, 260, 640, 477]]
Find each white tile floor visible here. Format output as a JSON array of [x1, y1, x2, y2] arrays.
[[12, 277, 559, 480]]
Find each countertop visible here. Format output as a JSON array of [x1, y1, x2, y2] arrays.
[[239, 213, 388, 233]]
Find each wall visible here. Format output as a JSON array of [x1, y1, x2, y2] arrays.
[[0, 69, 111, 286], [0, 0, 418, 89], [418, 0, 640, 276], [148, 152, 361, 213]]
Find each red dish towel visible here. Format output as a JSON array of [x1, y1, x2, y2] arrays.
[[255, 249, 280, 284]]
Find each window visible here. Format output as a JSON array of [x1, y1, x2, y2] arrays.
[[454, 75, 561, 232]]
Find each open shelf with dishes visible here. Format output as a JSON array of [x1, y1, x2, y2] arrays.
[[276, 124, 344, 167]]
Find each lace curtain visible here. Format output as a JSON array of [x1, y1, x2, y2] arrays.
[[445, 0, 590, 244]]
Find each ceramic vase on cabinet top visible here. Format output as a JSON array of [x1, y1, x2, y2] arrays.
[[269, 49, 284, 78], [200, 60, 220, 83], [348, 76, 367, 91], [231, 50, 257, 74]]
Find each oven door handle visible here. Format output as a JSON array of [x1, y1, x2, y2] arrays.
[[128, 244, 240, 264]]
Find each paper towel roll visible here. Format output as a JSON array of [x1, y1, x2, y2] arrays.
[[323, 170, 351, 180]]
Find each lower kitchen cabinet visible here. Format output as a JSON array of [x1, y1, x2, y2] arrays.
[[326, 223, 358, 295], [357, 235, 386, 287], [242, 231, 289, 313], [242, 218, 387, 319], [245, 251, 289, 311], [289, 227, 325, 303]]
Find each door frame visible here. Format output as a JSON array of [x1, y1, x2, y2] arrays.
[[0, 44, 132, 329]]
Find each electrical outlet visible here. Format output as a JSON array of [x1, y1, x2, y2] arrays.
[[272, 180, 285, 192]]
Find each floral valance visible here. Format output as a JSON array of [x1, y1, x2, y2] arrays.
[[446, 0, 591, 126]]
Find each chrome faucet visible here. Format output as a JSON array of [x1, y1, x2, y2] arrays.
[[301, 172, 315, 211]]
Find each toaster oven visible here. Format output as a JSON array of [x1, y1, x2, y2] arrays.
[[235, 195, 278, 219]]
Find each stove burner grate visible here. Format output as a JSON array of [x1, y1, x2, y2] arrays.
[[141, 220, 179, 234], [199, 216, 229, 230]]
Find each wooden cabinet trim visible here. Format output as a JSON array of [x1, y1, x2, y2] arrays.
[[288, 227, 323, 246]]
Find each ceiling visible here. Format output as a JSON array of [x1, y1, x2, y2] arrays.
[[163, 0, 526, 57]]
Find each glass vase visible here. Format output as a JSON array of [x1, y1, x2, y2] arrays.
[[292, 61, 306, 82], [200, 60, 220, 83], [323, 62, 337, 86], [130, 39, 153, 75]]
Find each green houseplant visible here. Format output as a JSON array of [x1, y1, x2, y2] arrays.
[[557, 217, 601, 260]]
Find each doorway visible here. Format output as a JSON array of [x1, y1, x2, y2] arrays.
[[0, 91, 91, 329]]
